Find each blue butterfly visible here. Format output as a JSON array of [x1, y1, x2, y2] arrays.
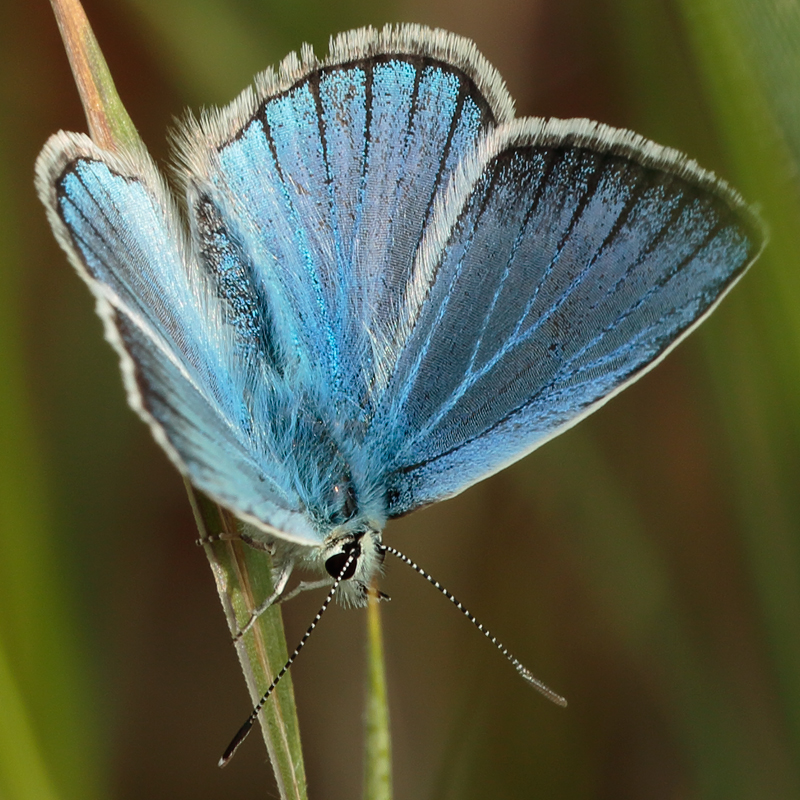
[[36, 24, 762, 614]]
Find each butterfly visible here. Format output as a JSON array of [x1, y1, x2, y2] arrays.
[[36, 23, 762, 619]]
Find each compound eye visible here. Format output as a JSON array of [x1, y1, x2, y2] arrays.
[[325, 546, 359, 580]]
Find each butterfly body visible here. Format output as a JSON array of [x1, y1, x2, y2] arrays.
[[37, 25, 763, 605]]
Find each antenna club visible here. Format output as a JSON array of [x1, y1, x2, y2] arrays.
[[516, 664, 568, 707]]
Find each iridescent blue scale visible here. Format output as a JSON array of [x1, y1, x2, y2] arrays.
[[37, 25, 762, 604]]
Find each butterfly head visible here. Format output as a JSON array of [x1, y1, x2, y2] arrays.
[[316, 524, 385, 608]]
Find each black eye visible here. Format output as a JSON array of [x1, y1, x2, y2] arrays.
[[325, 540, 361, 579]]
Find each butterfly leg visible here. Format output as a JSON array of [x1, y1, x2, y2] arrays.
[[194, 531, 241, 547], [195, 524, 272, 549], [239, 529, 276, 554], [276, 579, 331, 605], [233, 558, 295, 641]]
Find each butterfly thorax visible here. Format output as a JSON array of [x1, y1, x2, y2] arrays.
[[250, 406, 388, 606]]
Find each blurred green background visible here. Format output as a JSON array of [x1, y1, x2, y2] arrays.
[[2, 0, 799, 797]]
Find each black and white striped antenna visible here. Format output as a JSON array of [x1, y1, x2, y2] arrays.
[[380, 544, 567, 707], [219, 543, 566, 766], [218, 550, 357, 767]]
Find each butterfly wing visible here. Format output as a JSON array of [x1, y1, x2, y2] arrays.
[[177, 26, 510, 429], [36, 26, 514, 539], [36, 135, 321, 543], [377, 118, 764, 516], [37, 25, 763, 535]]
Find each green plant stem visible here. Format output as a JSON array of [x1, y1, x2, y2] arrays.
[[363, 592, 392, 800], [187, 486, 307, 798], [49, 0, 140, 150]]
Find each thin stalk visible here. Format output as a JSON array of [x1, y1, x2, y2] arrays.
[[363, 591, 392, 800], [49, 0, 139, 150], [187, 488, 307, 799]]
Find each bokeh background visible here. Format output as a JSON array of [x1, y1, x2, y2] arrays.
[[2, 0, 799, 798]]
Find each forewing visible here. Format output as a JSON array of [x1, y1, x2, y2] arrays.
[[35, 134, 320, 543], [380, 118, 764, 515], [177, 26, 510, 426]]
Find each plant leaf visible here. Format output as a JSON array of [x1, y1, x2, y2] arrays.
[[188, 488, 307, 798]]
